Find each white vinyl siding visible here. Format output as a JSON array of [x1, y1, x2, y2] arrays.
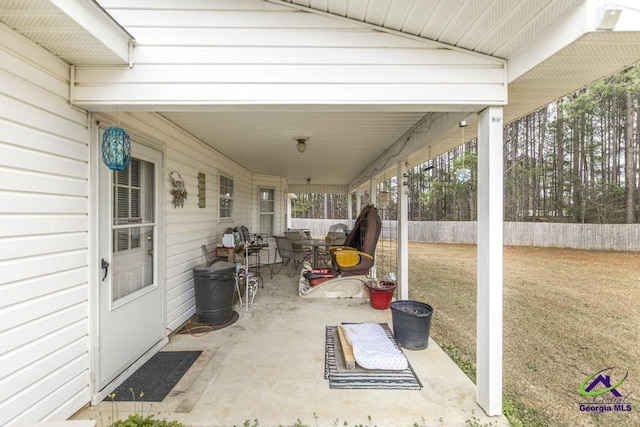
[[0, 21, 285, 424], [73, 0, 506, 108], [0, 24, 91, 425], [102, 111, 280, 332], [0, 56, 285, 421]]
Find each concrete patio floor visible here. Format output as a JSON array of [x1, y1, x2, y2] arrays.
[[73, 270, 507, 427]]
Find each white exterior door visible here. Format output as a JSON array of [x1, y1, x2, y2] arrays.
[[98, 138, 163, 389]]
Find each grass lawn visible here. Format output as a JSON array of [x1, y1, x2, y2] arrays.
[[378, 242, 640, 427]]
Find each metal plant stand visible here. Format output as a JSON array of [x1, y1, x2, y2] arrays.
[[235, 245, 259, 311]]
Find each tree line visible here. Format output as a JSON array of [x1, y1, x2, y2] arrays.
[[293, 65, 640, 223]]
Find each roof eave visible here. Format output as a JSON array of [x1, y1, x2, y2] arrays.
[[50, 0, 132, 65]]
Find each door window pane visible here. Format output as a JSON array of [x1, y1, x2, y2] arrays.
[[111, 157, 155, 302]]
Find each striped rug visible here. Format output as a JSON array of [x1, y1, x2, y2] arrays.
[[324, 325, 422, 390]]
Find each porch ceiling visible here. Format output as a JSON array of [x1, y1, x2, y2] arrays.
[[2, 0, 640, 188], [159, 110, 427, 186]]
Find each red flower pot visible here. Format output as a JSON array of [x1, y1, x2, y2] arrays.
[[365, 281, 397, 310]]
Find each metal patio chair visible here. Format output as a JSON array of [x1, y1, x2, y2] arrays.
[[273, 235, 310, 277]]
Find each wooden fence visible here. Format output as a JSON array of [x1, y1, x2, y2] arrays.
[[290, 219, 640, 251]]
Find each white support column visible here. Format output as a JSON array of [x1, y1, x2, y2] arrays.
[[369, 179, 377, 206], [476, 106, 504, 416], [323, 193, 328, 219], [356, 191, 362, 217], [397, 161, 409, 300], [348, 191, 354, 228], [369, 179, 377, 278], [286, 193, 293, 231]]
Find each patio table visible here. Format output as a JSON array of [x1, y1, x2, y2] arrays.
[[299, 238, 331, 268]]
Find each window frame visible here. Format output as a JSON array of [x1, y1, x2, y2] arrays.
[[258, 187, 275, 236], [219, 172, 234, 221]]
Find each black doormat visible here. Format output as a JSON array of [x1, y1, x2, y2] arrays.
[[107, 351, 202, 402]]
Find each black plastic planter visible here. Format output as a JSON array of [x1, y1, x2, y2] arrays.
[[390, 300, 433, 350]]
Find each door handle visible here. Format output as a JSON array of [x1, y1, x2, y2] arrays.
[[101, 258, 110, 281]]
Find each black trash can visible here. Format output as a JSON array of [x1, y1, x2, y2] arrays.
[[192, 260, 236, 325], [390, 300, 433, 350]]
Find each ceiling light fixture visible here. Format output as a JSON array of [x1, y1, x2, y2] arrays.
[[295, 137, 308, 153]]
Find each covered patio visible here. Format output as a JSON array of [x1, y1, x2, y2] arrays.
[[3, 0, 640, 425], [72, 271, 508, 427]]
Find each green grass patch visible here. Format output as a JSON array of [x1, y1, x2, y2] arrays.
[[439, 342, 552, 427], [439, 343, 477, 382]]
